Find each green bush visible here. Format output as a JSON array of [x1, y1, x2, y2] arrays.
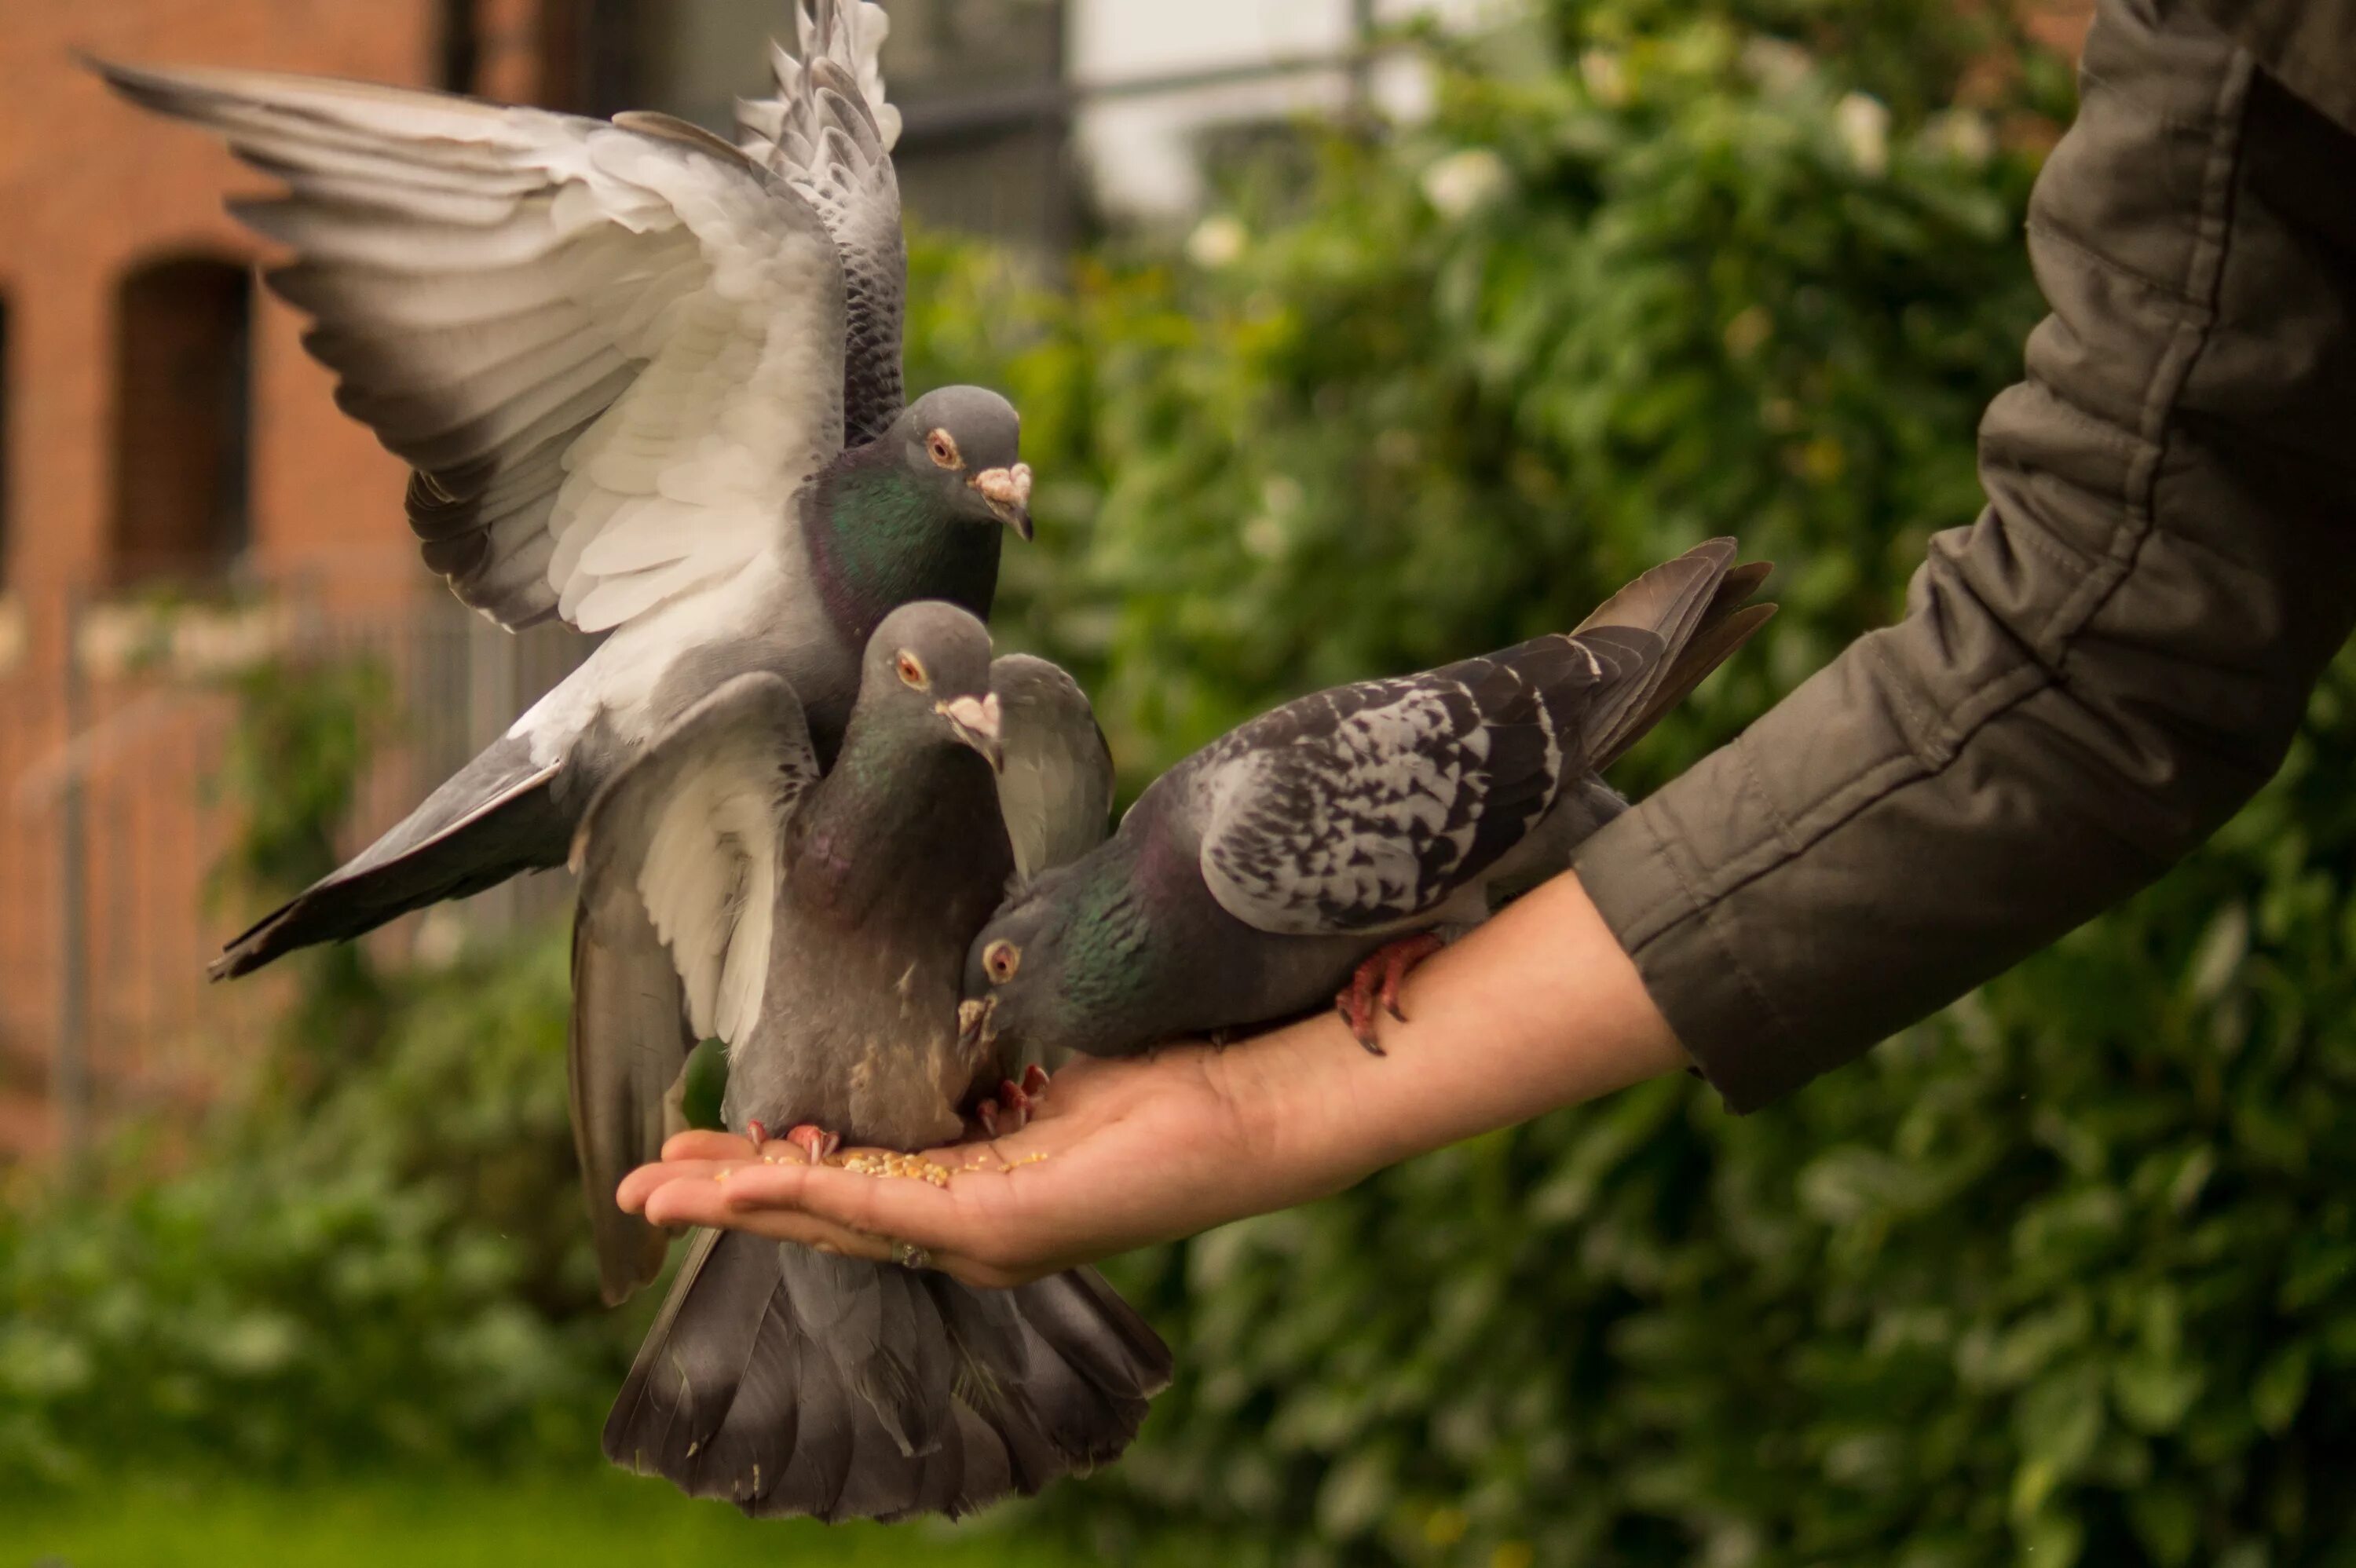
[[0, 925, 636, 1485]]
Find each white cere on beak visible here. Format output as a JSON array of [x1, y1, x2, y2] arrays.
[[971, 463, 1033, 510], [938, 692, 1002, 742]]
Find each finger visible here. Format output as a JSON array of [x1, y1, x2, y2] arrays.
[[707, 1160, 993, 1257], [660, 1130, 756, 1162], [616, 1157, 744, 1212], [638, 1175, 892, 1260]]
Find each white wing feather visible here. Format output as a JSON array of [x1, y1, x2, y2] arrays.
[[99, 61, 849, 636], [575, 675, 819, 1046]]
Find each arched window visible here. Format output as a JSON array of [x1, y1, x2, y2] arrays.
[[110, 255, 252, 587]]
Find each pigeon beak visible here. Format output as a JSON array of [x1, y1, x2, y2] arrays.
[[971, 463, 1033, 541], [957, 996, 998, 1058], [937, 692, 1004, 772]]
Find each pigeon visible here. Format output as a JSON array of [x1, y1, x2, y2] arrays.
[[570, 602, 1167, 1519], [569, 638, 1115, 1305], [93, 1, 1040, 981], [990, 653, 1116, 883], [608, 652, 1113, 1177], [960, 539, 1774, 1060]]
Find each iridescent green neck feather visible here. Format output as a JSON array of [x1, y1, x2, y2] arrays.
[[807, 458, 1002, 649], [1030, 844, 1178, 1051]]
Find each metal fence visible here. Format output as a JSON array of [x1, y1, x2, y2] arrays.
[[0, 592, 591, 1160]]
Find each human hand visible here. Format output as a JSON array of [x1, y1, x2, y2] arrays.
[[618, 1036, 1319, 1288], [617, 874, 1688, 1286]]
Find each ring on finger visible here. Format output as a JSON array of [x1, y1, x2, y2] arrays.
[[890, 1239, 933, 1271]]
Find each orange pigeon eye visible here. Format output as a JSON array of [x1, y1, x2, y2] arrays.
[[895, 651, 928, 689], [926, 429, 960, 469], [984, 940, 1021, 983]]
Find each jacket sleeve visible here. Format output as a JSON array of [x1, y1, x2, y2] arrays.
[[1571, 0, 2356, 1111]]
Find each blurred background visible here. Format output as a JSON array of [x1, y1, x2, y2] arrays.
[[12, 0, 2356, 1565]]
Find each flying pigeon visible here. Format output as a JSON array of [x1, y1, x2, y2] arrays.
[[93, 1, 1039, 981], [960, 539, 1774, 1059], [570, 602, 1165, 1519]]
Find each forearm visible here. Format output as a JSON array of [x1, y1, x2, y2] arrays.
[[1220, 872, 1685, 1197], [1577, 0, 2356, 1110]]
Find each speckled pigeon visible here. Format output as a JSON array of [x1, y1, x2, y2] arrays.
[[960, 539, 1774, 1058], [95, 1, 1041, 981], [569, 603, 1165, 1519]]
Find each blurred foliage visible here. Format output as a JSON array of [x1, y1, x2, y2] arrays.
[[0, 916, 635, 1486], [904, 0, 2067, 809], [10, 1, 2354, 1565], [2, 657, 635, 1488], [205, 653, 399, 1054]]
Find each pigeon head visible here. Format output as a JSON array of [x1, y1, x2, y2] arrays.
[[960, 853, 1162, 1058], [891, 386, 1032, 541], [855, 600, 1004, 769]]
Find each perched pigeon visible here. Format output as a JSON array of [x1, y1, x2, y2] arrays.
[[569, 639, 1114, 1304], [990, 653, 1116, 883], [960, 539, 1774, 1058], [95, 1, 1039, 981], [572, 603, 1167, 1519]]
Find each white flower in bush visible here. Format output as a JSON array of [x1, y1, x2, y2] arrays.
[[1836, 91, 1891, 177], [1421, 148, 1511, 220]]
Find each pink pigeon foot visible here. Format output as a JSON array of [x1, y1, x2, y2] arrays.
[[975, 1062, 1052, 1137], [1333, 933, 1447, 1054], [784, 1123, 843, 1165]]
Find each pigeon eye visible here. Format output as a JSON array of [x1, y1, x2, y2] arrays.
[[895, 652, 929, 689], [983, 940, 1020, 983], [925, 429, 961, 470]]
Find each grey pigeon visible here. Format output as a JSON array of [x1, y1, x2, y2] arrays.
[[94, 1, 1039, 981], [991, 653, 1116, 883], [572, 602, 1168, 1519], [569, 640, 1115, 1304], [960, 539, 1774, 1059]]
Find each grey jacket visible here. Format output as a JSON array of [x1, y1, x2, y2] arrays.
[[1573, 0, 2356, 1109]]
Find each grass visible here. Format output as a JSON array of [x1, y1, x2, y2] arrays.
[[5, 1467, 1099, 1568]]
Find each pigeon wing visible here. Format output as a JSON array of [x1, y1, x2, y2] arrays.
[[569, 673, 819, 1303], [96, 60, 850, 636], [737, 0, 906, 444], [1194, 632, 1660, 937]]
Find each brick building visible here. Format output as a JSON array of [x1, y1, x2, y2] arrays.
[[0, 1, 594, 1157]]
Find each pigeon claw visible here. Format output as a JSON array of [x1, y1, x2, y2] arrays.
[[975, 1064, 1052, 1139], [1333, 933, 1447, 1054], [784, 1124, 842, 1166]]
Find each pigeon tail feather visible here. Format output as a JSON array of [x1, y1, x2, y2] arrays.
[[1579, 539, 1776, 771], [603, 1230, 1170, 1521]]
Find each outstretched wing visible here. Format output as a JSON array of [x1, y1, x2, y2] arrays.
[[737, 0, 906, 444], [1194, 632, 1659, 937], [993, 653, 1115, 882], [97, 60, 849, 634], [569, 673, 819, 1303]]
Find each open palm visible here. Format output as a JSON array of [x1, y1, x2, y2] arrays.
[[620, 1031, 1326, 1288]]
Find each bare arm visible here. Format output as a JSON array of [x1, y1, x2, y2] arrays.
[[620, 872, 1683, 1287]]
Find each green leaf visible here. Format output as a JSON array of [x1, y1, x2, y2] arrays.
[[2251, 1341, 2311, 1436]]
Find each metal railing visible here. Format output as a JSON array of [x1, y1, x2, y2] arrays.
[[0, 590, 591, 1160]]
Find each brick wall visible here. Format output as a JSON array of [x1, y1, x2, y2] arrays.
[[0, 0, 590, 1158]]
